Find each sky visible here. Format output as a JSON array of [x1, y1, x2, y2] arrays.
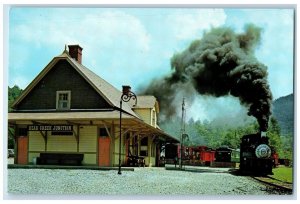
[[7, 7, 294, 121]]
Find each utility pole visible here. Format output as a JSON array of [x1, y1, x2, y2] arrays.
[[180, 98, 186, 169]]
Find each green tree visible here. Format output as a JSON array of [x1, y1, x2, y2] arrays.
[[221, 130, 239, 149], [266, 116, 293, 161], [280, 134, 293, 161], [267, 117, 282, 156], [8, 85, 23, 149], [8, 85, 23, 111]]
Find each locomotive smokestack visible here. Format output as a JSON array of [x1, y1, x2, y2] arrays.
[[140, 24, 272, 130]]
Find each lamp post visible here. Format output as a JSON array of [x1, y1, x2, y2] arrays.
[[118, 85, 137, 175]]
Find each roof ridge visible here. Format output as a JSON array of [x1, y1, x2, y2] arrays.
[[137, 95, 156, 97]]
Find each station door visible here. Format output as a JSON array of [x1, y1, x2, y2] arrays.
[[17, 136, 28, 164], [98, 137, 110, 166]]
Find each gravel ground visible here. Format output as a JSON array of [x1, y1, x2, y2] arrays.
[[6, 167, 289, 197]]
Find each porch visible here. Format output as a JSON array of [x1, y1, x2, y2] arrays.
[[8, 111, 178, 167]]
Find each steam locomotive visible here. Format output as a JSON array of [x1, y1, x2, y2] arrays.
[[239, 132, 273, 175]]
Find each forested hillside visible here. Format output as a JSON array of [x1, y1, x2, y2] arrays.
[[160, 93, 294, 160], [272, 94, 294, 135]]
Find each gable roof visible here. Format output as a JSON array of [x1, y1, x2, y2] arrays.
[[12, 51, 137, 117], [132, 95, 160, 113]]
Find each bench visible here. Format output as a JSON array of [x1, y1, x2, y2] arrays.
[[37, 153, 84, 166]]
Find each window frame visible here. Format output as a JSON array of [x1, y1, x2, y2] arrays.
[[140, 137, 148, 156], [140, 137, 148, 146], [152, 109, 156, 126], [99, 127, 110, 137], [18, 128, 28, 137], [56, 90, 71, 110]]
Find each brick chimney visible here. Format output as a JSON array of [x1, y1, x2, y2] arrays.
[[68, 45, 83, 64], [122, 85, 131, 96]]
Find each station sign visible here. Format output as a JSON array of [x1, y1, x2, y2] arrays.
[[28, 125, 73, 131]]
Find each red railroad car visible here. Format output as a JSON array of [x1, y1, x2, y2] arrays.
[[190, 146, 215, 166], [272, 153, 279, 167], [164, 144, 216, 166]]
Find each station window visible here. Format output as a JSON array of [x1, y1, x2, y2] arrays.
[[140, 137, 148, 156], [99, 128, 110, 137], [141, 137, 148, 146], [56, 91, 71, 110], [152, 110, 156, 126], [18, 128, 28, 137], [140, 150, 147, 156]]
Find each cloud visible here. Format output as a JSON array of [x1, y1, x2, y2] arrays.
[[166, 9, 227, 40], [11, 10, 150, 52], [9, 9, 152, 89]]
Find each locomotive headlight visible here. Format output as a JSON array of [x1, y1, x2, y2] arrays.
[[255, 144, 271, 158]]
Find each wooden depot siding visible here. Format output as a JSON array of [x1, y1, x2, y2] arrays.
[[82, 154, 97, 165], [134, 109, 152, 125], [79, 126, 97, 152], [79, 125, 97, 165], [29, 131, 45, 151], [47, 134, 77, 152], [16, 60, 111, 110]]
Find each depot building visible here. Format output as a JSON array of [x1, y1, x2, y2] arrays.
[[8, 45, 178, 167]]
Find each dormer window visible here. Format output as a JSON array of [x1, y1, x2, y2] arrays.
[[56, 91, 71, 110]]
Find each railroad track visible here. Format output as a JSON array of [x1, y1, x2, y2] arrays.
[[252, 176, 293, 194]]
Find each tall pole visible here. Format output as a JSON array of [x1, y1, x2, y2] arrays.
[[180, 98, 185, 169], [118, 100, 122, 175]]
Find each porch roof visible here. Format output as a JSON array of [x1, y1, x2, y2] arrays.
[[8, 111, 179, 143], [8, 111, 133, 121]]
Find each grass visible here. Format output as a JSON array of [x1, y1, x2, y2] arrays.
[[270, 166, 293, 183], [254, 166, 293, 190]]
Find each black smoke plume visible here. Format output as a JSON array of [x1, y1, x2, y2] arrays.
[[140, 24, 272, 131]]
